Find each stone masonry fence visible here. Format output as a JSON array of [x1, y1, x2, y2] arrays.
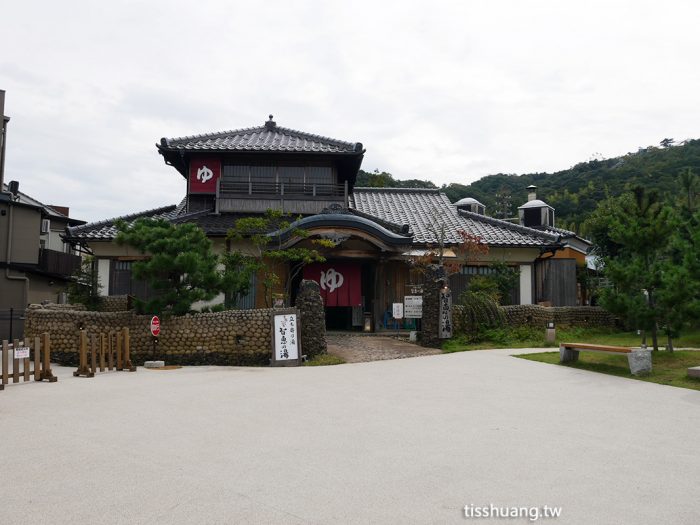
[[453, 304, 616, 334], [25, 284, 327, 366]]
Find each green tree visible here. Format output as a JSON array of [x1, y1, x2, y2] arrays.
[[466, 262, 519, 305], [226, 209, 333, 307], [594, 188, 677, 350], [66, 255, 102, 310], [679, 167, 698, 212], [219, 251, 256, 308], [115, 219, 222, 316]]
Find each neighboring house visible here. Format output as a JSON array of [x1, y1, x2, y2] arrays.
[[66, 116, 590, 330], [0, 182, 84, 338]]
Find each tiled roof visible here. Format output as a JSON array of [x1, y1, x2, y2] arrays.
[[351, 188, 466, 244], [350, 187, 560, 247], [69, 189, 562, 249], [159, 117, 362, 154], [457, 211, 560, 247], [170, 210, 260, 236], [2, 183, 84, 224], [66, 200, 185, 240]]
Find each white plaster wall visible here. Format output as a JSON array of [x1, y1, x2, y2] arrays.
[[519, 264, 532, 305], [97, 258, 110, 296]]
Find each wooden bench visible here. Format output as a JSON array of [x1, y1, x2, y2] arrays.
[[559, 342, 652, 375]]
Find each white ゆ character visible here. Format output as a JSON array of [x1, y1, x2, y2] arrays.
[[197, 165, 214, 184]]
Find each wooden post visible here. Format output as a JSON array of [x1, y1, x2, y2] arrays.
[[116, 331, 122, 370], [122, 327, 135, 372], [40, 332, 57, 382], [13, 338, 19, 383], [23, 340, 30, 382], [90, 334, 97, 375], [1, 340, 7, 389], [108, 331, 114, 371], [73, 330, 94, 378], [33, 336, 41, 381], [99, 334, 106, 372]]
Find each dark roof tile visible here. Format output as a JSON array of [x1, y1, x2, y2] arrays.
[[350, 187, 560, 247], [160, 120, 362, 154]]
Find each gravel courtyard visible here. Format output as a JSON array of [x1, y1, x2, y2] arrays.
[[1, 349, 699, 524], [326, 333, 441, 362]]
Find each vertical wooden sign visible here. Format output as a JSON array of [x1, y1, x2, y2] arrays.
[[439, 288, 453, 339]]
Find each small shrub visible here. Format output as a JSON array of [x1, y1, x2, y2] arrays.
[[456, 291, 506, 342], [304, 354, 345, 366]]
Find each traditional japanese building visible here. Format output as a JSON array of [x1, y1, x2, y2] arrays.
[[66, 116, 588, 330]]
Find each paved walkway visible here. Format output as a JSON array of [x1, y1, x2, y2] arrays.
[[1, 349, 699, 524], [326, 333, 441, 362]]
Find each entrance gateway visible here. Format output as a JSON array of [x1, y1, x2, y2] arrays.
[[302, 261, 376, 330]]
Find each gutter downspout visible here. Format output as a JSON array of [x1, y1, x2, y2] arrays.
[[6, 202, 30, 308]]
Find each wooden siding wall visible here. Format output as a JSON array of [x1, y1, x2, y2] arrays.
[[374, 261, 422, 328], [534, 258, 577, 306]]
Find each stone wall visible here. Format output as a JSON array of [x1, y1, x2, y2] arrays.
[[294, 280, 326, 358], [25, 298, 325, 366], [99, 295, 131, 312], [501, 305, 616, 327], [452, 304, 616, 333]]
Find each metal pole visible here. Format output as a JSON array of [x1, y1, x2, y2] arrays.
[[9, 307, 13, 341], [0, 90, 6, 190]]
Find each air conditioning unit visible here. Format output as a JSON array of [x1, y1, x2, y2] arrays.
[[41, 218, 50, 234]]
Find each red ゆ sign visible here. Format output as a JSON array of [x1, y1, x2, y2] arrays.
[[150, 316, 161, 337]]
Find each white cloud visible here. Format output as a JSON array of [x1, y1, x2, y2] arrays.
[[1, 0, 699, 221]]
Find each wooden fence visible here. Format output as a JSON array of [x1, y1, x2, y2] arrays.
[[1, 333, 57, 391], [74, 327, 136, 378]]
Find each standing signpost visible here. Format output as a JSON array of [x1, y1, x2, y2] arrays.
[[150, 315, 160, 358], [271, 308, 302, 366]]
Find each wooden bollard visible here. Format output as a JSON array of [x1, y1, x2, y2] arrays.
[[23, 342, 30, 382], [108, 331, 114, 371], [99, 334, 106, 372], [122, 327, 135, 372], [40, 333, 57, 382], [13, 338, 19, 383], [116, 331, 122, 370], [73, 330, 94, 378], [90, 334, 97, 375], [33, 336, 41, 381], [1, 340, 7, 389]]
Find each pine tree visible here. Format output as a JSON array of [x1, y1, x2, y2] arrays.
[[115, 219, 223, 316]]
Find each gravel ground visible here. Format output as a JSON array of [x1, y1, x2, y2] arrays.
[[326, 333, 442, 362]]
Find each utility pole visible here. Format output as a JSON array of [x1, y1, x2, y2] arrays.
[[0, 89, 8, 190]]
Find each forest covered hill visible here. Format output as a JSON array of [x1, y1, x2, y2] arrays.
[[356, 138, 700, 233]]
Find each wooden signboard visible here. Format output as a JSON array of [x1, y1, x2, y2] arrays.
[[271, 309, 302, 367]]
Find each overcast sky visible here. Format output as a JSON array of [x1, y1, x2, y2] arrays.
[[2, 0, 699, 222]]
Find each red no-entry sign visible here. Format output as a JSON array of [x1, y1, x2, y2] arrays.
[[150, 316, 160, 337]]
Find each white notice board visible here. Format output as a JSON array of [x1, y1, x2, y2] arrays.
[[273, 312, 300, 365], [404, 296, 423, 318], [392, 303, 404, 319]]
